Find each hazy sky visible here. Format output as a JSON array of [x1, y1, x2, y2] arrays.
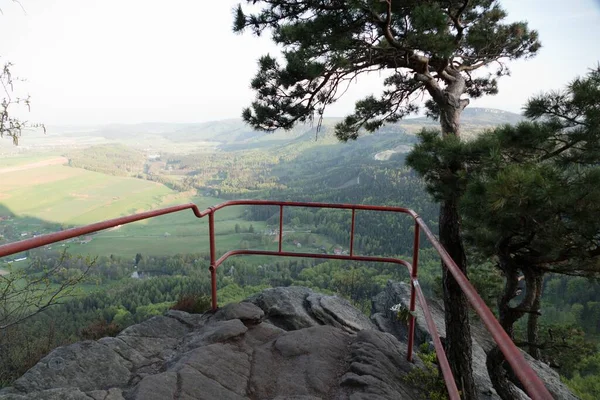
[[1, 0, 599, 125]]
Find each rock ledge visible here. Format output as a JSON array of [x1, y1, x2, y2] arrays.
[[0, 285, 576, 400]]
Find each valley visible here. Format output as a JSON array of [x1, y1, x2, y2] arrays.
[[2, 109, 599, 396]]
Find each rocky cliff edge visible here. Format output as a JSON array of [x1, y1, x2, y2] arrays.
[[0, 284, 576, 400]]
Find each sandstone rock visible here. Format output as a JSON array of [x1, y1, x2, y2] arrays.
[[116, 315, 190, 361], [0, 285, 578, 400], [130, 371, 178, 400], [181, 319, 248, 351], [11, 341, 131, 394], [250, 325, 350, 398], [371, 281, 578, 400], [165, 309, 209, 327], [0, 388, 96, 400], [306, 293, 374, 333], [213, 301, 264, 324], [174, 343, 251, 397], [248, 286, 375, 333], [246, 286, 318, 330], [87, 388, 125, 400]]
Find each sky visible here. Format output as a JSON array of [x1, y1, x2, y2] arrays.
[[1, 0, 599, 125]]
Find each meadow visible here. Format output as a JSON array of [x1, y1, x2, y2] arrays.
[[0, 155, 336, 259]]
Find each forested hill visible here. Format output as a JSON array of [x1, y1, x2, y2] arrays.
[[39, 107, 523, 150]]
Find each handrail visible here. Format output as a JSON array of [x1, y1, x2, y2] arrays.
[[0, 200, 553, 399]]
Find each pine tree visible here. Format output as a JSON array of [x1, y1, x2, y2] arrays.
[[234, 1, 540, 396], [409, 67, 600, 399]]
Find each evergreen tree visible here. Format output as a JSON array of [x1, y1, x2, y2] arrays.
[[234, 1, 540, 396], [409, 67, 600, 399]]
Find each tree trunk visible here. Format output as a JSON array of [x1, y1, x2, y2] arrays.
[[487, 346, 524, 400], [436, 81, 477, 400], [439, 197, 477, 399], [527, 273, 544, 360], [497, 263, 521, 337], [487, 262, 539, 400]]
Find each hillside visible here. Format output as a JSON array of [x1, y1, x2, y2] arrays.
[[1, 107, 523, 155], [397, 107, 525, 137]]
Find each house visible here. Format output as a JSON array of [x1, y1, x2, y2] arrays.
[[80, 236, 93, 244], [333, 248, 343, 255]]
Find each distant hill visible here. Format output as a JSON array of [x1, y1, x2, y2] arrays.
[[397, 107, 525, 136], [402, 107, 524, 126], [157, 107, 523, 147], [30, 107, 524, 154], [460, 107, 525, 124]]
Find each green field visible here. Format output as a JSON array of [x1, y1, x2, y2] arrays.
[[66, 201, 265, 257], [1, 157, 337, 259], [1, 164, 179, 225], [0, 155, 55, 168]]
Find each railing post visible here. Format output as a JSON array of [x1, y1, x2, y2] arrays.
[[407, 219, 420, 362], [278, 205, 283, 253], [209, 209, 217, 310], [350, 208, 356, 257]]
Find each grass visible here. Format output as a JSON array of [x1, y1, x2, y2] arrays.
[[1, 159, 309, 258], [1, 165, 175, 225], [0, 155, 55, 168], [1, 156, 343, 260]]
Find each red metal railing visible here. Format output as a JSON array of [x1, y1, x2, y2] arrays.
[[0, 200, 552, 400]]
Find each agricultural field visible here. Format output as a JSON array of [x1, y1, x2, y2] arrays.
[[0, 156, 337, 260]]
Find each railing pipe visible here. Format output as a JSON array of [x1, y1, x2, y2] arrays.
[[214, 249, 412, 271], [349, 208, 356, 257], [407, 220, 420, 362], [413, 278, 461, 400], [279, 205, 283, 253], [208, 199, 414, 215], [208, 210, 217, 310], [0, 203, 203, 258]]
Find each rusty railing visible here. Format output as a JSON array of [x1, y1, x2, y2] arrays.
[[0, 200, 553, 399]]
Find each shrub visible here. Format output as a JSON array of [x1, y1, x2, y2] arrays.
[[80, 320, 121, 340], [402, 343, 451, 400], [170, 293, 211, 314]]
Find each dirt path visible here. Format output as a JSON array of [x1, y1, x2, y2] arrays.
[[0, 156, 68, 174], [0, 268, 9, 276]]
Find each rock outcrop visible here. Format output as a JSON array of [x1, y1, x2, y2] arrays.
[[0, 287, 425, 400], [371, 281, 578, 400], [0, 285, 577, 400]]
